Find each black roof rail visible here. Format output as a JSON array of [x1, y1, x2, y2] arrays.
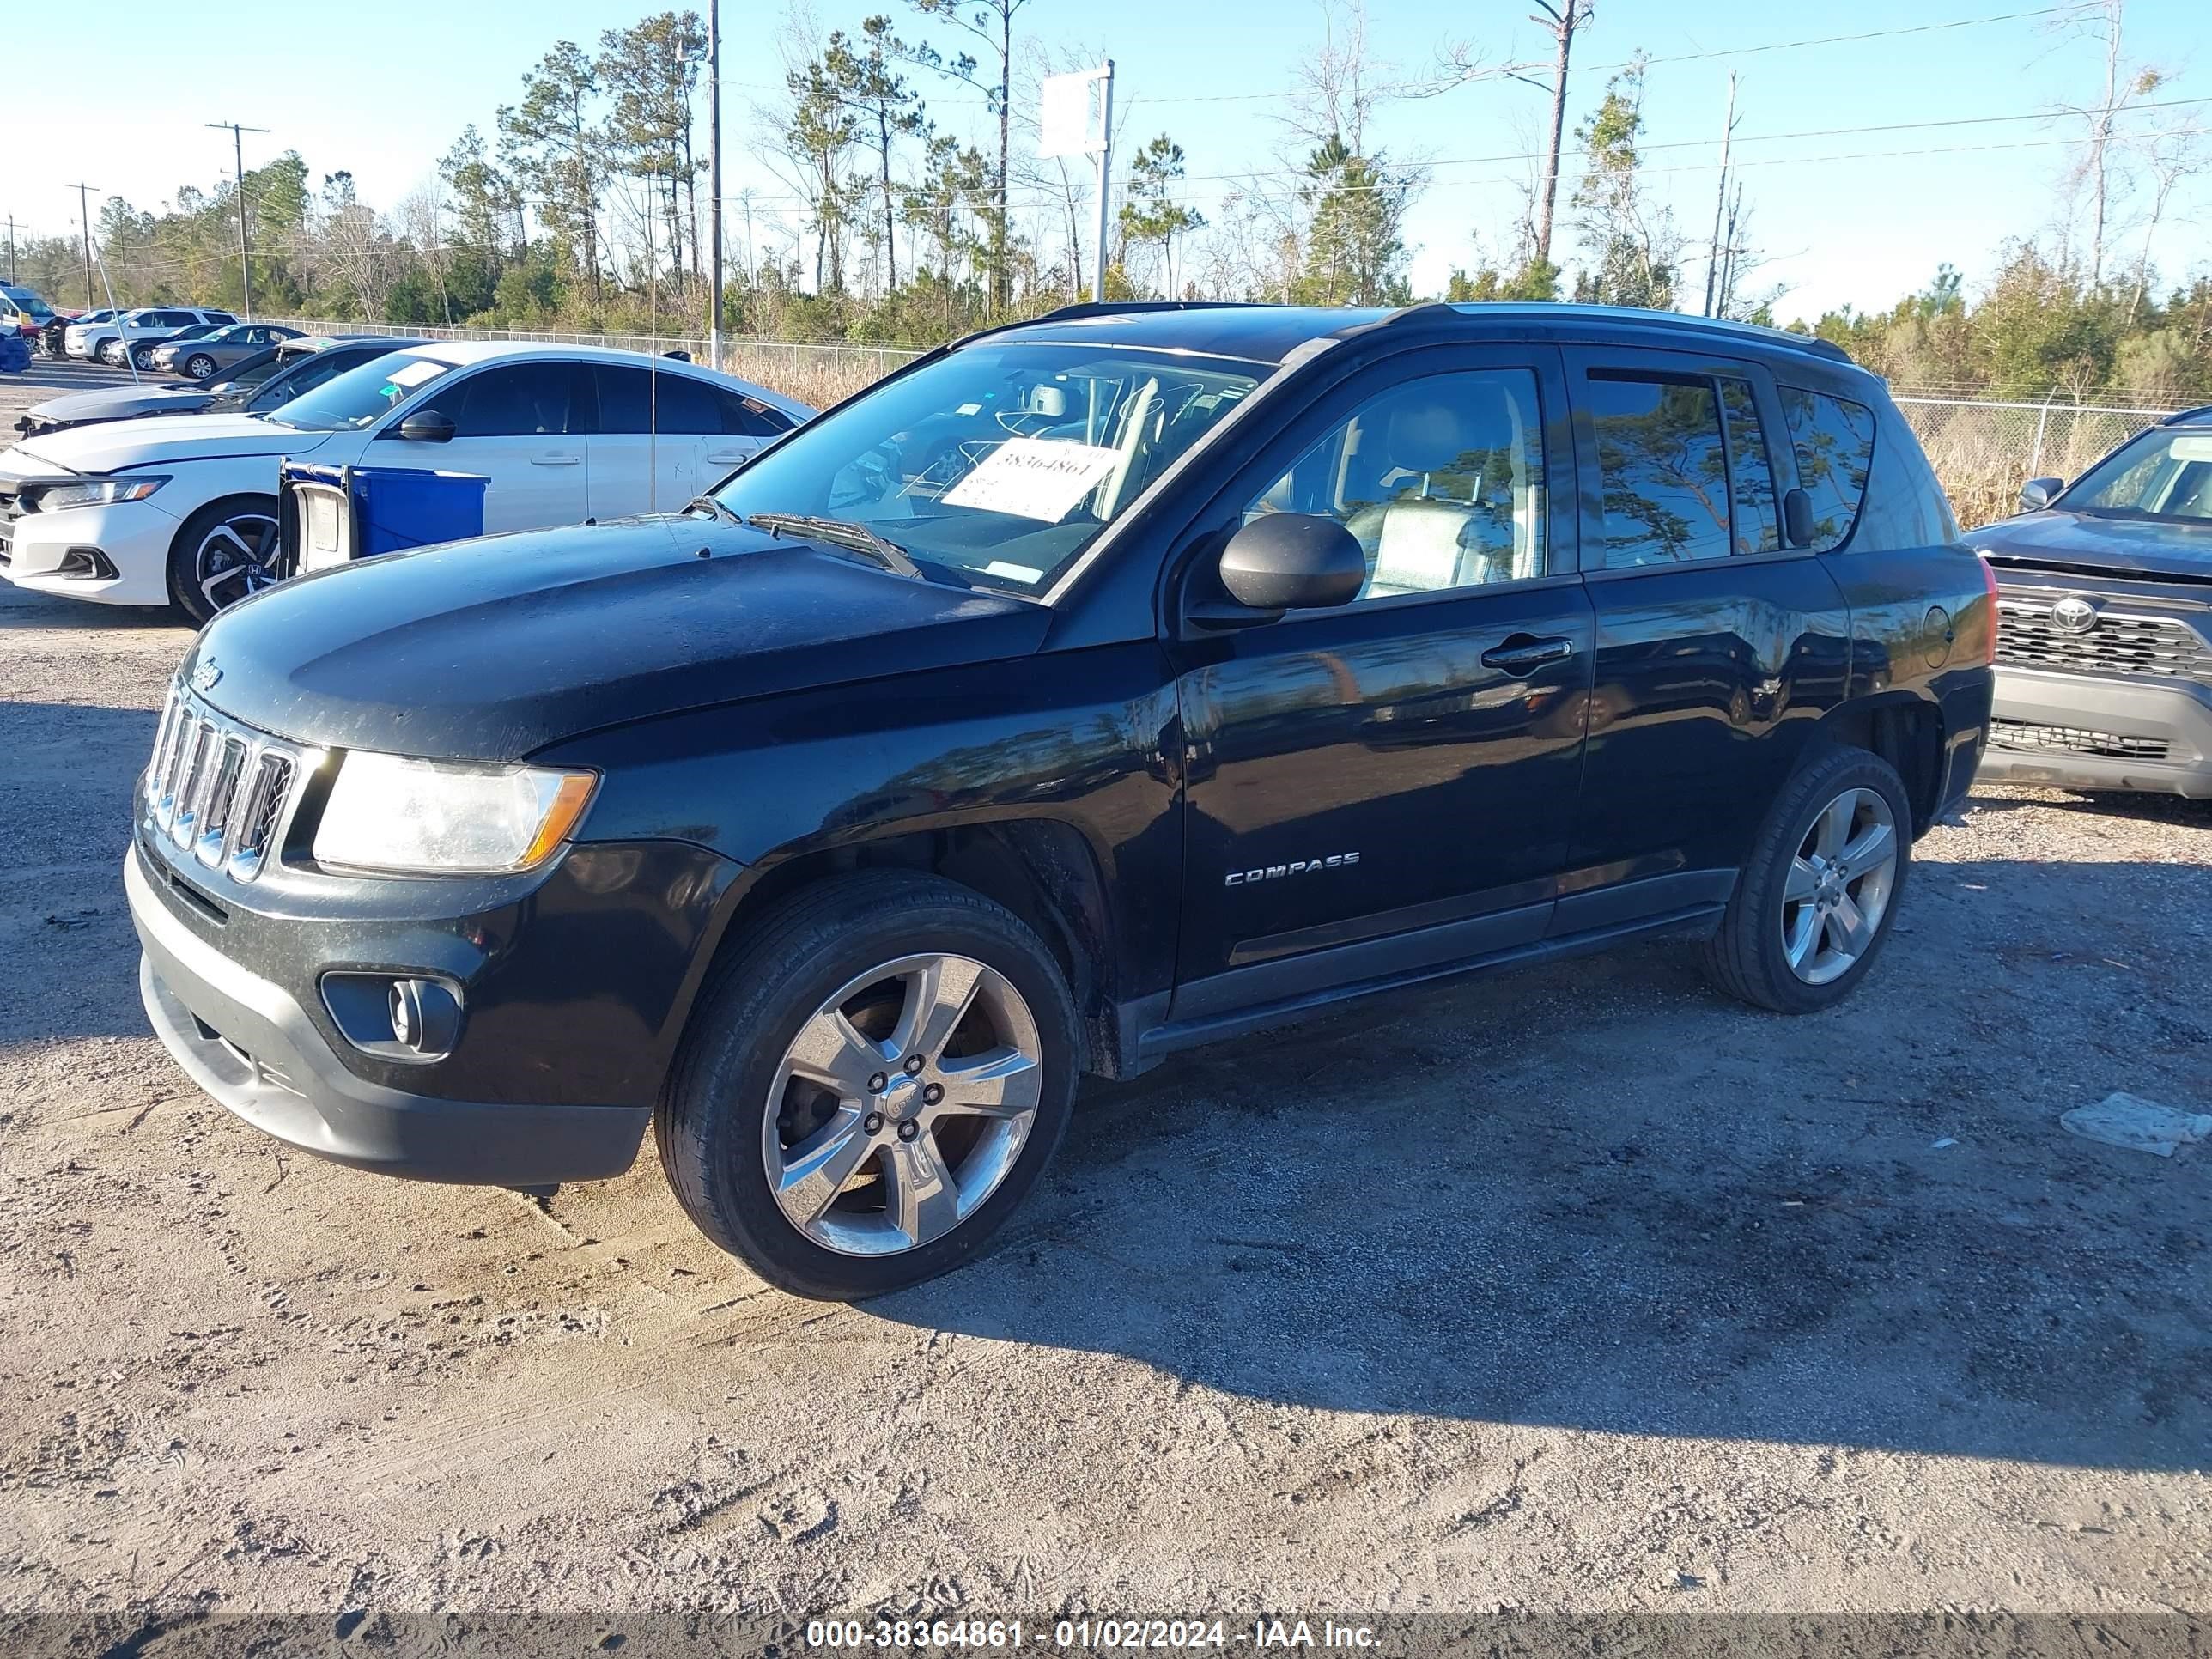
[[944, 298, 1266, 353], [2157, 403, 2212, 426], [1350, 299, 1858, 366]]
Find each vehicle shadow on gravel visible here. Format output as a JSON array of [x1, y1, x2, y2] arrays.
[[0, 702, 163, 1045], [878, 886, 2210, 1474], [0, 592, 188, 635]]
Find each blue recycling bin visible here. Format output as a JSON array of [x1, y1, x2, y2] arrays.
[[279, 461, 489, 579], [350, 465, 490, 556]]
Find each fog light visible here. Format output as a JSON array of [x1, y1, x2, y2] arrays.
[[387, 978, 462, 1058], [320, 970, 465, 1062]]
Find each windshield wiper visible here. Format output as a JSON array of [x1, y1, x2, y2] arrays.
[[681, 494, 745, 526], [746, 512, 923, 579]]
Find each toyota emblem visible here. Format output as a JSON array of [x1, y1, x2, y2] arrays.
[[2051, 595, 2100, 635]]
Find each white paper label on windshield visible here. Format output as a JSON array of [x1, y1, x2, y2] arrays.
[[385, 359, 446, 388], [942, 438, 1120, 522]]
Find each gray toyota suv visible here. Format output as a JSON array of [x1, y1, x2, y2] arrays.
[[1975, 404, 2212, 797]]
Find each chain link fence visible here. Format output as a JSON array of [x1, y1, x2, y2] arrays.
[[1893, 396, 2185, 528], [262, 319, 2194, 531]]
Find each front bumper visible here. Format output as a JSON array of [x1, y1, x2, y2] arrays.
[[128, 848, 653, 1183], [0, 496, 181, 605], [1979, 666, 2212, 798]]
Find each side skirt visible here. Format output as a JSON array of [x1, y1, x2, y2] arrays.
[[1120, 902, 1728, 1072]]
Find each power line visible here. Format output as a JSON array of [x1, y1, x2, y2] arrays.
[[1140, 3, 2083, 104]]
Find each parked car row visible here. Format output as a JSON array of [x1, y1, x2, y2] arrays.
[[62, 306, 239, 368], [15, 334, 428, 437], [0, 339, 814, 620]]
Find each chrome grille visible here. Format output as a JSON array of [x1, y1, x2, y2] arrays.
[[1989, 720, 2172, 762], [1995, 593, 2212, 684], [144, 684, 301, 881]]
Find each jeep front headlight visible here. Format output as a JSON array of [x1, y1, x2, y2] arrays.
[[312, 753, 597, 875]]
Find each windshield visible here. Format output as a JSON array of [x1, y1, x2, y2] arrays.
[[6, 295, 53, 322], [264, 350, 457, 431], [2063, 428, 2212, 524], [206, 348, 284, 394], [712, 343, 1267, 593]]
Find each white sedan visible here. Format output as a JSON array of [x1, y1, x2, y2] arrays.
[[0, 342, 814, 623]]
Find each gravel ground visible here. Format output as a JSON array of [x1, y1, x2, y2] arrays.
[[0, 359, 2206, 1626]]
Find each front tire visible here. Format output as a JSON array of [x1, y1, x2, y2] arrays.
[[657, 872, 1079, 1299], [185, 354, 216, 380], [1703, 745, 1911, 1014], [131, 343, 155, 370], [167, 495, 282, 625]]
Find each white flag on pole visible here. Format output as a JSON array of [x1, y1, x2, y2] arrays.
[[1038, 70, 1101, 158]]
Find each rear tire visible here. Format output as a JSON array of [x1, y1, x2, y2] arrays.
[[1703, 745, 1912, 1014], [656, 872, 1079, 1300]]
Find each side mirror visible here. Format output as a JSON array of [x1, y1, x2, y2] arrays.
[[1217, 513, 1366, 611], [1782, 487, 1815, 549], [2019, 477, 2063, 512], [394, 410, 456, 444]]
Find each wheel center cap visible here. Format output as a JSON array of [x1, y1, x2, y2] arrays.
[[880, 1073, 924, 1119]]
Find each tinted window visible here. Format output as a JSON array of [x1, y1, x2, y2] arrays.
[[1589, 373, 1732, 568], [1779, 386, 1875, 552], [653, 373, 721, 434], [1719, 377, 1781, 555], [446, 364, 577, 438], [590, 365, 653, 434], [1249, 368, 1548, 597], [721, 389, 793, 437]]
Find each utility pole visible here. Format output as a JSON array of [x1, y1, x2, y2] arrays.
[[1702, 70, 1737, 319], [4, 216, 15, 284], [65, 183, 96, 307], [708, 0, 723, 368], [1092, 62, 1115, 304], [205, 121, 270, 319]]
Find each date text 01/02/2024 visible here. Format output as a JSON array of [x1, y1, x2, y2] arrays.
[[803, 1620, 1383, 1650]]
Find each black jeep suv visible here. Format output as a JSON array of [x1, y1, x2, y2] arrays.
[[126, 301, 1994, 1299]]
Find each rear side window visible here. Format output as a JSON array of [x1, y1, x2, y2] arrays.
[[653, 374, 722, 434], [1779, 386, 1875, 551], [1588, 372, 1733, 567], [1718, 377, 1781, 555], [720, 389, 793, 437]]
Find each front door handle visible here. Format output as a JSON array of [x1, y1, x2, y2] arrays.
[[705, 449, 750, 465], [1480, 633, 1576, 676], [532, 454, 581, 466]]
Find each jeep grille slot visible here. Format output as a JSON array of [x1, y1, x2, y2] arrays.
[[144, 684, 303, 881]]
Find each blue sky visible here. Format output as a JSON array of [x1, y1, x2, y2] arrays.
[[14, 0, 2207, 323]]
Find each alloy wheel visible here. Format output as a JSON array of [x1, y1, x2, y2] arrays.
[[186, 356, 216, 379], [762, 951, 1044, 1257], [1779, 786, 1899, 985], [193, 510, 282, 612]]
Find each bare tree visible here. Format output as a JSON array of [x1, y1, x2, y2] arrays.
[[2124, 121, 2206, 322], [396, 185, 453, 325], [2052, 0, 2165, 286]]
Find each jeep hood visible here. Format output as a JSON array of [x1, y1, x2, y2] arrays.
[[182, 518, 1051, 757], [1973, 507, 2212, 581], [9, 411, 330, 474]]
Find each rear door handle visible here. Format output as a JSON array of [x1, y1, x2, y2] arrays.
[[531, 454, 581, 466], [705, 449, 750, 465], [1480, 633, 1576, 675]]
